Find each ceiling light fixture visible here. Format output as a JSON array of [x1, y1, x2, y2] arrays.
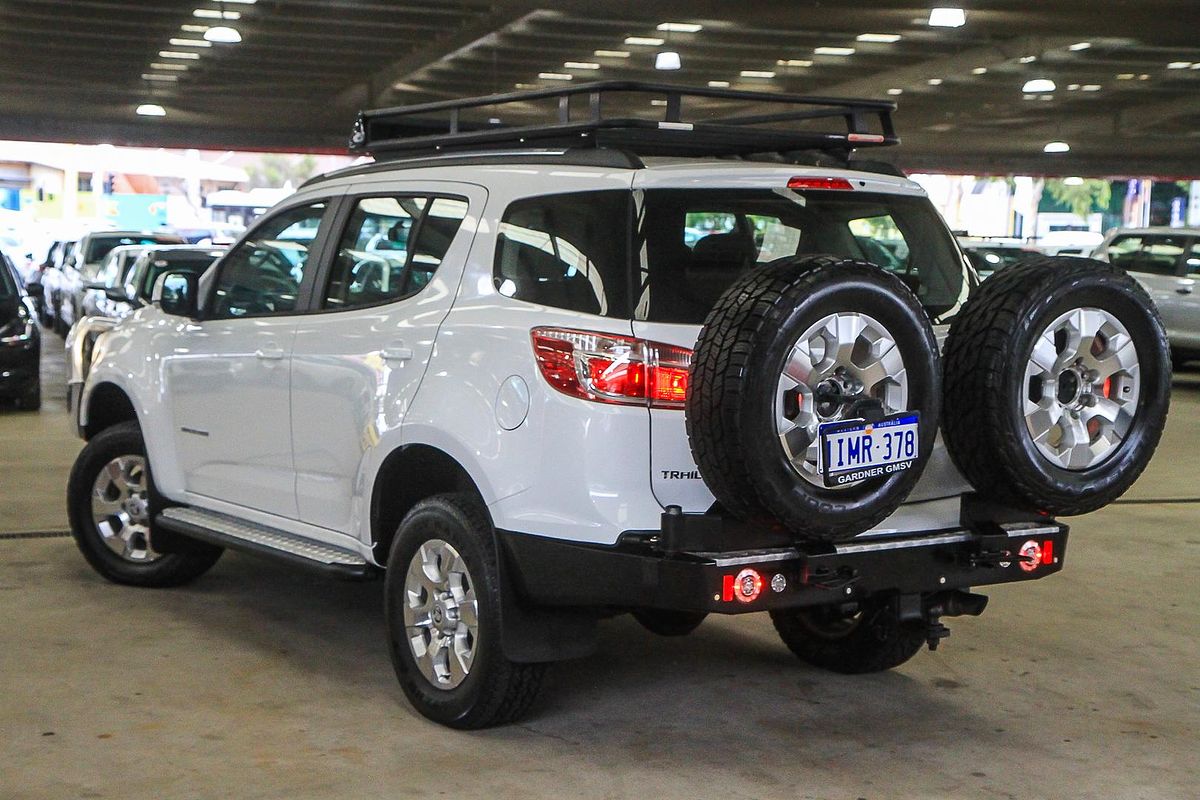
[[651, 99, 669, 106], [564, 61, 600, 70], [594, 50, 630, 58], [856, 33, 901, 43], [971, 67, 988, 75], [776, 59, 813, 67], [1069, 42, 1092, 51], [707, 80, 730, 88], [159, 50, 201, 59], [927, 78, 944, 85], [928, 7, 966, 27], [1116, 73, 1135, 80], [193, 8, 240, 19], [136, 104, 166, 116], [814, 46, 855, 56], [538, 72, 573, 81], [1018, 55, 1037, 64], [1063, 176, 1085, 185], [168, 38, 211, 47], [1081, 84, 1102, 91], [150, 63, 189, 70], [204, 26, 241, 43], [656, 22, 702, 33], [1022, 78, 1056, 92], [1167, 61, 1193, 69], [740, 70, 775, 79], [887, 88, 903, 95], [624, 36, 665, 46], [180, 24, 209, 32], [1043, 141, 1070, 153], [655, 51, 682, 70], [141, 74, 178, 82]]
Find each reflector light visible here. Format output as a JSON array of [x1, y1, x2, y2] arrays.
[[733, 568, 764, 603], [847, 133, 886, 144], [787, 176, 855, 191], [1042, 540, 1054, 564], [531, 328, 692, 408], [1018, 539, 1042, 572]]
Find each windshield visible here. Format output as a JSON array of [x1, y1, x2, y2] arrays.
[[636, 189, 967, 324], [84, 233, 184, 265]]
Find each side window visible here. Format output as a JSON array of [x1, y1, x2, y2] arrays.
[[323, 195, 467, 310], [494, 191, 629, 317], [1107, 235, 1185, 276], [682, 211, 801, 263], [848, 214, 910, 272], [211, 202, 326, 319]]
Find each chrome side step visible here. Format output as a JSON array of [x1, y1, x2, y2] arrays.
[[156, 506, 375, 580]]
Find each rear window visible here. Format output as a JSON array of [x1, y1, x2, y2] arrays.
[[84, 233, 184, 265], [493, 191, 630, 317], [637, 189, 965, 324]]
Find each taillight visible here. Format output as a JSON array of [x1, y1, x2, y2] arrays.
[[531, 327, 692, 408], [787, 176, 855, 191]]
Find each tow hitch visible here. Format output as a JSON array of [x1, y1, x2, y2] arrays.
[[898, 590, 990, 651]]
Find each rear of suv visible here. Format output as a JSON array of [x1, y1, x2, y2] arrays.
[[66, 83, 1170, 728]]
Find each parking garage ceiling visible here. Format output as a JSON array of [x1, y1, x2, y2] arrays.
[[3, 0, 1199, 175]]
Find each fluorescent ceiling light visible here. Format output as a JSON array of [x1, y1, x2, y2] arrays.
[[159, 50, 201, 59], [221, 0, 257, 4], [1063, 176, 1085, 185], [594, 50, 630, 58], [514, 83, 536, 89], [1081, 84, 1102, 91], [168, 38, 211, 47], [1192, 64, 1200, 70], [150, 63, 189, 71], [927, 78, 944, 85], [1139, 73, 1151, 80], [1018, 55, 1037, 63], [971, 67, 988, 75], [814, 46, 855, 56], [141, 74, 178, 82], [887, 88, 903, 95], [707, 80, 730, 88], [651, 99, 669, 106], [538, 72, 572, 81], [1167, 61, 1193, 69], [776, 59, 813, 67], [624, 36, 664, 46], [1069, 42, 1092, 51], [740, 70, 775, 78], [1043, 141, 1070, 153], [564, 61, 600, 69], [856, 33, 901, 43], [1116, 73, 1135, 80], [204, 26, 242, 43], [1067, 84, 1081, 90], [193, 8, 240, 19], [136, 104, 166, 116], [655, 51, 682, 70], [1022, 78, 1056, 92], [928, 7, 966, 27], [656, 22, 702, 33], [180, 24, 209, 33]]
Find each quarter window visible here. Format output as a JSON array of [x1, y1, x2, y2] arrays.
[[210, 202, 326, 319], [323, 195, 467, 310]]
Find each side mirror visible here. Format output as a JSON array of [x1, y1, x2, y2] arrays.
[[103, 286, 131, 303], [83, 280, 106, 291], [24, 283, 44, 300], [151, 271, 199, 318]]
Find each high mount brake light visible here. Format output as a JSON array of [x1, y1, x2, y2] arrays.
[[531, 327, 692, 408], [787, 176, 855, 191]]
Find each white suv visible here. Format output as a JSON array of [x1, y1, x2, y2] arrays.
[[66, 83, 1170, 728]]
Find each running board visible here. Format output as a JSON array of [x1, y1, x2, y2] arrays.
[[156, 507, 375, 580]]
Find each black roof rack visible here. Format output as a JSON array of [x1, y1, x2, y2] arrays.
[[350, 81, 898, 161]]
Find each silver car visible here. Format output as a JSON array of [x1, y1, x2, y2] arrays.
[[1092, 226, 1200, 361]]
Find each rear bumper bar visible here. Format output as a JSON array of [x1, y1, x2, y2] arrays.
[[498, 513, 1067, 615]]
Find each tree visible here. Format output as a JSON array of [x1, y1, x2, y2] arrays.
[[1044, 179, 1112, 219], [246, 154, 319, 189]]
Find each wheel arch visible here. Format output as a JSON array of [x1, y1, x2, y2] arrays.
[[83, 381, 138, 440]]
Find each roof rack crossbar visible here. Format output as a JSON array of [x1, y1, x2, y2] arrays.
[[350, 81, 899, 161]]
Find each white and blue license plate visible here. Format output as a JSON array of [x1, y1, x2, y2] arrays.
[[819, 412, 920, 487]]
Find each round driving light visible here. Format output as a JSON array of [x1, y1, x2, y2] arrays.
[[770, 573, 787, 593], [1018, 539, 1042, 572], [733, 568, 763, 603]]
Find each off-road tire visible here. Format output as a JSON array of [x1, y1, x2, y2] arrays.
[[385, 493, 546, 729], [687, 256, 941, 541], [631, 608, 707, 637], [68, 421, 223, 586], [943, 257, 1170, 514], [770, 597, 926, 674]]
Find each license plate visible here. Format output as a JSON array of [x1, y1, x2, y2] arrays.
[[819, 412, 920, 488]]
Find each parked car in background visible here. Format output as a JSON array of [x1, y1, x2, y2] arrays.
[[120, 246, 225, 312], [174, 224, 244, 246], [956, 236, 1044, 278], [58, 231, 187, 333], [37, 238, 78, 331], [1091, 226, 1200, 364], [0, 250, 40, 410], [82, 245, 148, 318]]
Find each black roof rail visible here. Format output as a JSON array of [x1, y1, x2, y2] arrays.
[[349, 81, 898, 161]]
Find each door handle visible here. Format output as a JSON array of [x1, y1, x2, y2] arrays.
[[255, 345, 286, 360], [382, 343, 414, 363]]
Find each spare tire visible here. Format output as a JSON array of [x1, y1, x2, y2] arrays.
[[687, 256, 942, 542], [943, 257, 1170, 515]]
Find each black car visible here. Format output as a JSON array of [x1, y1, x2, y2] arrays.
[[0, 251, 40, 410]]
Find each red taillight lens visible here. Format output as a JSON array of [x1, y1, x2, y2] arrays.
[[531, 327, 691, 408], [787, 176, 855, 191]]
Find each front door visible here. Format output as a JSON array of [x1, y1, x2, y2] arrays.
[[290, 186, 478, 532], [165, 200, 332, 519]]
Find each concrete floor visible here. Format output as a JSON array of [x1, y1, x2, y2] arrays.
[[1, 330, 1197, 800]]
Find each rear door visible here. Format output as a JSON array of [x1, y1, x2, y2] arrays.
[[289, 183, 480, 533]]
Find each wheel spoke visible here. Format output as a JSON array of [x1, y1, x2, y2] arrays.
[[401, 538, 478, 691]]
